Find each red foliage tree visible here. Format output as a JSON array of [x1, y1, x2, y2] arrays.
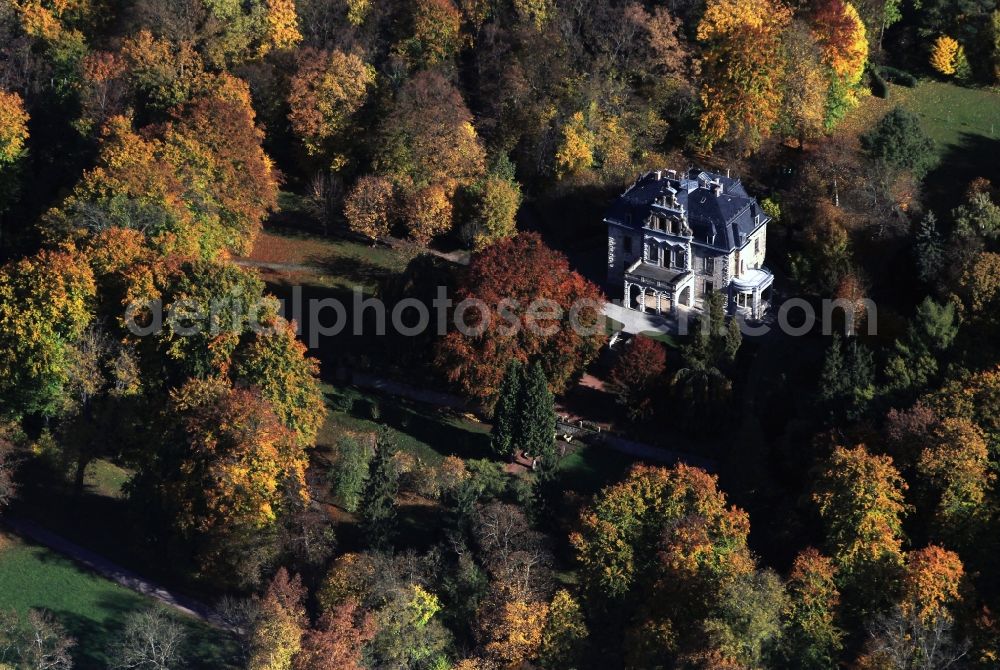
[[607, 335, 667, 419], [435, 232, 605, 403], [294, 601, 375, 670]]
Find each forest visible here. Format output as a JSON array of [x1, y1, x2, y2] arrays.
[[0, 0, 999, 667]]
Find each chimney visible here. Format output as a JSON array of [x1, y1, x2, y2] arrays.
[[654, 170, 662, 180], [711, 181, 723, 197], [726, 168, 731, 178]]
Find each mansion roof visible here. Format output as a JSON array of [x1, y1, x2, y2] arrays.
[[605, 168, 770, 252]]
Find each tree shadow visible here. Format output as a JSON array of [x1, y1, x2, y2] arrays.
[[924, 132, 1000, 216]]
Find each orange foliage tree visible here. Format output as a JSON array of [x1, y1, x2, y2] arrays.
[[812, 445, 908, 611]]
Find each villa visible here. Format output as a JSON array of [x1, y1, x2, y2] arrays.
[[605, 168, 774, 320]]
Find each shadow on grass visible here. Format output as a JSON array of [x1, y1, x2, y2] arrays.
[[327, 386, 492, 463], [310, 253, 395, 288], [924, 132, 1000, 215]]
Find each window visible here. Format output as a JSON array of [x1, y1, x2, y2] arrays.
[[623, 237, 633, 254], [671, 248, 679, 268], [704, 280, 715, 295], [754, 238, 759, 254], [704, 257, 715, 275]]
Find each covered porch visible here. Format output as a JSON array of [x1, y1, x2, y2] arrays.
[[623, 260, 695, 317], [730, 267, 774, 320]]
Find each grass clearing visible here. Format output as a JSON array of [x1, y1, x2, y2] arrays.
[[839, 80, 1000, 208], [244, 228, 414, 292], [316, 384, 492, 467], [83, 460, 131, 499], [0, 536, 236, 669], [840, 80, 1000, 150]]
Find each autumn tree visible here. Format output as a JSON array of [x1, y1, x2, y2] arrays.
[[260, 0, 302, 55], [465, 156, 522, 251], [479, 592, 549, 667], [916, 417, 994, 547], [697, 569, 788, 668], [0, 247, 95, 418], [811, 0, 868, 127], [375, 70, 485, 195], [697, 0, 792, 153], [857, 546, 970, 669], [120, 30, 204, 112], [0, 89, 27, 218], [397, 0, 464, 68], [134, 378, 309, 587], [161, 85, 279, 255], [234, 317, 326, 446], [248, 569, 307, 670], [608, 335, 667, 420], [812, 445, 908, 613], [779, 22, 829, 145], [572, 464, 753, 650], [343, 175, 395, 244], [930, 35, 963, 76], [76, 50, 129, 135], [123, 259, 269, 381], [287, 49, 375, 170], [780, 548, 844, 670], [435, 233, 604, 404], [294, 601, 375, 670], [538, 590, 588, 669], [403, 183, 453, 245], [367, 584, 452, 670]]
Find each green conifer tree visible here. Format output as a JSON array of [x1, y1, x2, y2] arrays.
[[490, 361, 523, 460], [517, 363, 558, 476], [360, 427, 399, 549]]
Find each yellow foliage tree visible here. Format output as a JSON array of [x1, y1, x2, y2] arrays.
[[0, 91, 29, 167], [554, 112, 594, 179], [260, 0, 302, 55], [288, 49, 376, 169], [697, 0, 792, 153], [344, 175, 395, 244], [404, 184, 453, 245], [930, 35, 961, 76], [480, 593, 550, 667]]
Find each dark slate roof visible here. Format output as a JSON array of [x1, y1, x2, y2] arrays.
[[605, 168, 769, 252]]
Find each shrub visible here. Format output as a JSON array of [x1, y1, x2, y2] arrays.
[[879, 66, 917, 87], [868, 67, 889, 99]]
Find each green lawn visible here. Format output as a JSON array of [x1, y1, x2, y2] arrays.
[[0, 536, 236, 669], [840, 79, 1000, 208], [842, 80, 1000, 149], [556, 442, 638, 495], [317, 384, 492, 466]]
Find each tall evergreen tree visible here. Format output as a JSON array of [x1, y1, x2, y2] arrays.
[[490, 361, 524, 460], [913, 212, 945, 284], [819, 334, 875, 421], [517, 363, 558, 477], [360, 427, 399, 549]]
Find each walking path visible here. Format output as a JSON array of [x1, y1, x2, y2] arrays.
[[2, 517, 228, 630]]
